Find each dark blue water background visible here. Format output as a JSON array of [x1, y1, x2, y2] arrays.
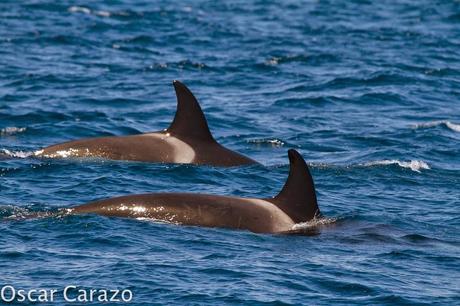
[[1, 1, 459, 305]]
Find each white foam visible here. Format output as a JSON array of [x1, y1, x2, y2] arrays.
[[95, 10, 111, 17], [0, 205, 30, 217], [135, 217, 180, 225], [248, 138, 285, 147], [68, 6, 91, 14], [1, 149, 34, 158], [265, 57, 280, 66], [291, 217, 336, 230], [446, 122, 460, 132], [68, 6, 111, 17], [363, 159, 430, 173], [412, 120, 460, 132], [1, 127, 26, 136], [0, 205, 56, 220]]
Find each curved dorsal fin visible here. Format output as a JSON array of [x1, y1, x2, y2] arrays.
[[167, 80, 215, 142], [268, 149, 320, 223]]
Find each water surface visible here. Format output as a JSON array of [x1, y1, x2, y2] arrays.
[[1, 1, 459, 305]]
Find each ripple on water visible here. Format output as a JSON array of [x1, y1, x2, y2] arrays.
[[360, 159, 430, 173], [1, 1, 459, 305], [0, 127, 27, 136], [247, 138, 285, 147], [412, 120, 460, 133]]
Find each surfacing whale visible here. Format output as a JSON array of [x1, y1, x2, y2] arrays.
[[35, 81, 257, 167], [69, 150, 322, 234]]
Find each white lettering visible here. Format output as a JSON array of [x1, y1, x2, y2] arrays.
[[77, 289, 88, 302], [1, 285, 131, 303], [98, 290, 108, 302], [121, 289, 133, 302], [63, 285, 77, 302], [37, 289, 49, 302], [27, 289, 37, 302], [1, 286, 15, 302], [50, 289, 57, 302], [89, 289, 97, 302], [17, 289, 26, 302], [110, 289, 120, 302]]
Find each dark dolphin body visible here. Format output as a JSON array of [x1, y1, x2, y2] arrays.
[[70, 150, 321, 234], [36, 81, 256, 167]]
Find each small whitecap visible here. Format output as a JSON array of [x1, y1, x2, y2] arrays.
[[1, 205, 31, 220], [363, 159, 430, 173], [291, 217, 336, 231], [95, 10, 111, 17], [68, 6, 91, 14], [265, 57, 280, 66], [446, 121, 460, 132], [0, 149, 34, 158], [135, 217, 179, 225], [1, 127, 26, 136], [412, 120, 460, 133], [248, 138, 285, 147]]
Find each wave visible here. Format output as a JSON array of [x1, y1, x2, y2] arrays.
[[412, 120, 460, 132], [247, 138, 285, 147], [264, 53, 339, 66], [271, 158, 431, 173], [0, 205, 31, 219], [362, 160, 430, 173], [0, 205, 67, 220], [292, 217, 337, 230], [68, 6, 111, 17], [68, 6, 91, 14], [144, 60, 209, 71], [0, 149, 35, 158], [284, 217, 337, 235], [0, 127, 26, 136], [1, 147, 431, 173]]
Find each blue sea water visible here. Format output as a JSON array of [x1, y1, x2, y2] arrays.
[[1, 0, 459, 304]]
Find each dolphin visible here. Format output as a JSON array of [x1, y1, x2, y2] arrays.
[[69, 150, 321, 234], [35, 81, 257, 167]]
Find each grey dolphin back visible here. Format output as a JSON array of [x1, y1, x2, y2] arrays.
[[167, 80, 216, 143], [268, 149, 320, 223]]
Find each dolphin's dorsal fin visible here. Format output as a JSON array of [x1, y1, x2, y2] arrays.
[[167, 80, 215, 142], [268, 149, 320, 223]]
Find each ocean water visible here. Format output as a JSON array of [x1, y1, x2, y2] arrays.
[[1, 0, 459, 305]]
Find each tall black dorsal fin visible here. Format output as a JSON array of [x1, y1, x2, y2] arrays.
[[167, 80, 215, 142], [268, 149, 320, 223]]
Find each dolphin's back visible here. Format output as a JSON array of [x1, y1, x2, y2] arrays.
[[69, 149, 321, 234], [72, 193, 295, 233], [39, 133, 175, 162], [35, 81, 257, 167]]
